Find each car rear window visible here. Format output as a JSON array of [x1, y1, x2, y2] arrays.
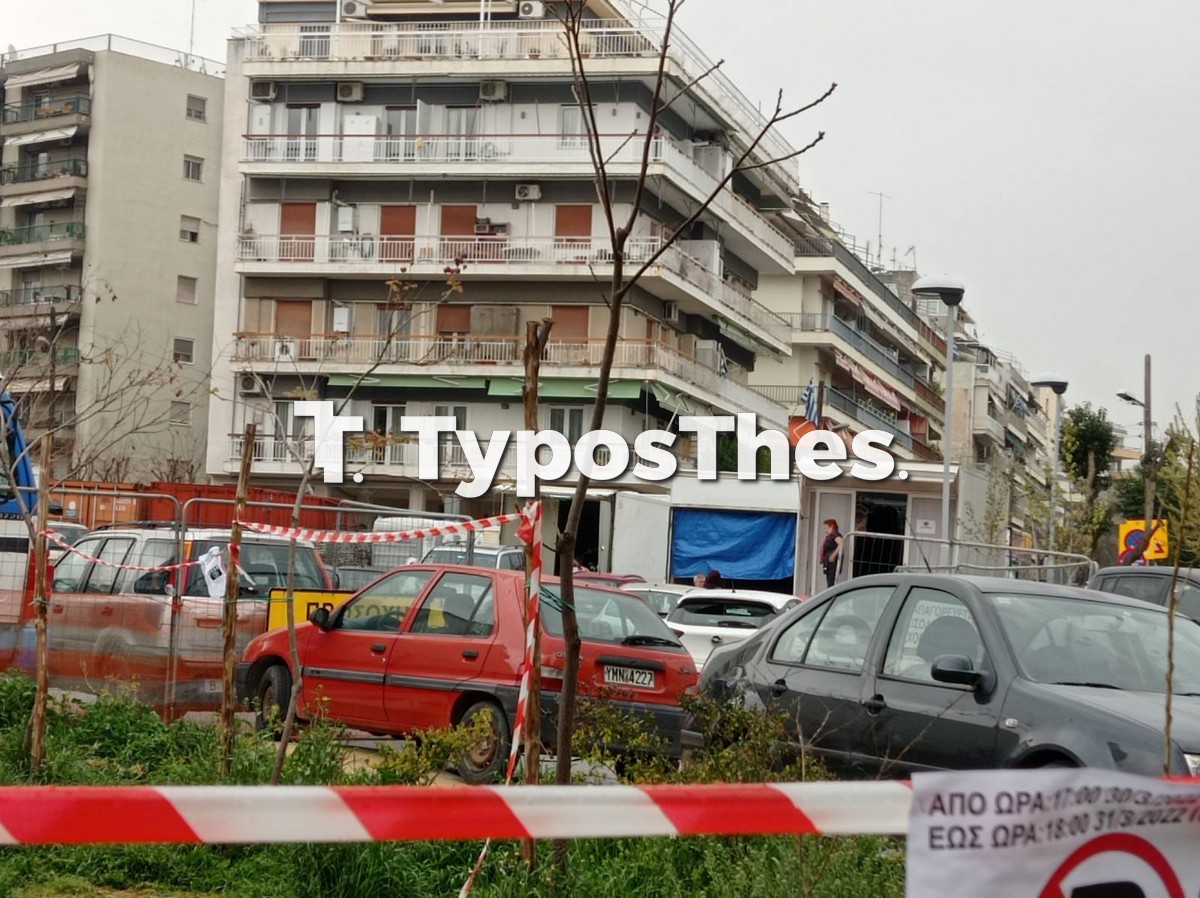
[[540, 584, 682, 646], [423, 547, 499, 567], [184, 539, 325, 596], [668, 598, 779, 630]]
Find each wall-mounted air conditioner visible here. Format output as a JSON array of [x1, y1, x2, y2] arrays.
[[479, 80, 508, 102], [342, 0, 372, 19], [337, 81, 365, 102], [518, 0, 546, 18], [515, 183, 541, 202], [249, 81, 276, 101], [239, 375, 263, 396], [663, 301, 680, 324]]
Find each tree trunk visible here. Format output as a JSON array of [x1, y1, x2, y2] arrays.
[[220, 423, 256, 778], [28, 436, 52, 770]]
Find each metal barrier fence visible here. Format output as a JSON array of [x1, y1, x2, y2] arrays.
[[836, 530, 1097, 586], [0, 492, 496, 716]]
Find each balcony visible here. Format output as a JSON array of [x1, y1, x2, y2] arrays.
[[1, 155, 88, 187], [239, 132, 795, 267], [237, 18, 799, 194], [0, 284, 82, 319], [0, 222, 85, 245], [1, 95, 91, 125], [231, 335, 789, 428], [236, 233, 791, 352], [794, 236, 924, 338], [973, 409, 1005, 443], [0, 222, 85, 262], [825, 387, 914, 453]]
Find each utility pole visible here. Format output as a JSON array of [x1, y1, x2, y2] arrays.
[[1143, 354, 1154, 556]]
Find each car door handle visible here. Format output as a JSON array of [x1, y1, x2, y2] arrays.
[[370, 643, 386, 654], [462, 649, 479, 660], [769, 678, 787, 697], [862, 694, 888, 714], [711, 635, 723, 644]]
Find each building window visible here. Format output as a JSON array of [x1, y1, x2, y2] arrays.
[[170, 401, 192, 425], [559, 105, 586, 149], [173, 337, 195, 365], [176, 276, 197, 305], [179, 215, 201, 243], [185, 95, 207, 122], [183, 155, 204, 181], [549, 407, 585, 443]]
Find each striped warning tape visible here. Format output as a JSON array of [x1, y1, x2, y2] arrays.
[[41, 531, 205, 573], [236, 513, 523, 545], [0, 781, 914, 845]]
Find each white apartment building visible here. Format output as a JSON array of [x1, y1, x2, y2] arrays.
[[0, 36, 223, 480], [208, 0, 804, 543]]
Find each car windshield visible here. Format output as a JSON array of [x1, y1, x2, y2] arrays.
[[541, 584, 683, 647], [337, 568, 385, 590], [49, 524, 88, 546], [423, 547, 498, 565], [667, 598, 780, 630], [993, 593, 1200, 694], [185, 539, 325, 596]]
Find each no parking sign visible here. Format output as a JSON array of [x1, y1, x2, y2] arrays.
[[908, 770, 1200, 898]]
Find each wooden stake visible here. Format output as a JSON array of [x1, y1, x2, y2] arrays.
[[29, 435, 52, 771], [220, 423, 256, 778]]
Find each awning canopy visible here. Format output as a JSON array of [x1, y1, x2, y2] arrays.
[[325, 374, 488, 390], [834, 350, 900, 411], [5, 64, 82, 90], [0, 250, 73, 270], [649, 382, 696, 415], [486, 378, 642, 400], [670, 508, 796, 581], [4, 126, 78, 147], [0, 187, 76, 208], [3, 376, 70, 393]]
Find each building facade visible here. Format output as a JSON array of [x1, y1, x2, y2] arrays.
[[0, 36, 223, 479]]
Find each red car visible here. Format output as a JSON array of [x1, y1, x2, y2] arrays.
[[237, 565, 698, 782]]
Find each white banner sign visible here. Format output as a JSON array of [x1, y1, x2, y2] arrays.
[[199, 546, 226, 600], [908, 769, 1200, 898]]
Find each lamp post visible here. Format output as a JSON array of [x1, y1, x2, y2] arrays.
[[1118, 353, 1153, 562], [911, 275, 965, 564], [1031, 372, 1069, 563]]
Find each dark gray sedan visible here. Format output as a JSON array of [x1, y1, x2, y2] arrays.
[[689, 574, 1200, 777]]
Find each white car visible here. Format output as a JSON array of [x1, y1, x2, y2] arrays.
[[665, 589, 799, 669], [620, 582, 692, 618]]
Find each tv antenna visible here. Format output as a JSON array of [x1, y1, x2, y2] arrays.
[[868, 190, 890, 269]]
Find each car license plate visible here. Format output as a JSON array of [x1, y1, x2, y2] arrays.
[[604, 666, 654, 688]]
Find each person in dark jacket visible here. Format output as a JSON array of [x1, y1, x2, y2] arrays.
[[820, 519, 844, 588], [703, 569, 722, 589]]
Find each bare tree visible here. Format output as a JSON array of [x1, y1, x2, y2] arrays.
[[546, 0, 834, 836]]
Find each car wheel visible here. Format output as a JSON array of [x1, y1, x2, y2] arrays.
[[456, 701, 511, 785], [255, 665, 293, 739]]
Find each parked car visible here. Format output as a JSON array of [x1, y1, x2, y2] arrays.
[[576, 571, 646, 587], [420, 544, 526, 570], [688, 574, 1200, 777], [48, 527, 332, 710], [46, 521, 89, 564], [621, 582, 692, 618], [237, 565, 697, 783], [331, 566, 388, 591], [666, 589, 799, 669], [1088, 566, 1200, 621]]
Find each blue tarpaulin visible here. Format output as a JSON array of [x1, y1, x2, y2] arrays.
[[670, 508, 797, 581]]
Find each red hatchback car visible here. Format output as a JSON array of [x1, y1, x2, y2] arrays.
[[237, 565, 698, 782]]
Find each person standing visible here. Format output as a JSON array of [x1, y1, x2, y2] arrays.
[[820, 519, 844, 588]]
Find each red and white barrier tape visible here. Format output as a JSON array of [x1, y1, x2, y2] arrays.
[[41, 531, 204, 573], [236, 513, 523, 545], [0, 781, 914, 845]]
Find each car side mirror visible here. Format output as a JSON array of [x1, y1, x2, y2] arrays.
[[309, 606, 333, 631], [931, 654, 986, 690]]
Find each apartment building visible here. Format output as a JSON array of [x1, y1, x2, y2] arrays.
[[208, 0, 802, 527], [0, 36, 223, 479]]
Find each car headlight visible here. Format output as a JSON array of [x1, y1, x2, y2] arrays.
[[1185, 753, 1200, 777]]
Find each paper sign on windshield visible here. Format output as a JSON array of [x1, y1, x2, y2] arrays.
[[908, 769, 1200, 898]]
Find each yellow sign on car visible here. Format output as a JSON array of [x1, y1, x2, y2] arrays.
[[1118, 519, 1169, 562], [267, 589, 355, 632]]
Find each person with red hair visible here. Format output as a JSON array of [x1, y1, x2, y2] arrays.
[[820, 519, 843, 588]]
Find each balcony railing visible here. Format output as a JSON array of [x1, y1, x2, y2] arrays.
[[795, 236, 924, 335], [237, 18, 799, 190], [232, 335, 788, 425], [0, 347, 81, 369], [1, 156, 88, 185], [0, 285, 81, 307], [912, 375, 945, 414], [240, 131, 794, 262], [825, 387, 913, 448], [0, 222, 85, 245], [1, 96, 91, 125], [237, 233, 790, 346]]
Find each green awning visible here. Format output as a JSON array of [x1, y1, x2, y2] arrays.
[[487, 378, 643, 400], [326, 374, 488, 389], [649, 382, 696, 415]]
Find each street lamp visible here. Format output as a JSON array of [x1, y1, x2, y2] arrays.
[[1031, 372, 1068, 562], [1118, 354, 1153, 563], [911, 275, 964, 562]]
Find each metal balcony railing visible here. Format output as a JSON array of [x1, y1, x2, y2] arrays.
[[1, 156, 88, 185], [0, 222, 85, 244], [0, 285, 81, 307], [1, 96, 91, 125], [0, 347, 81, 369]]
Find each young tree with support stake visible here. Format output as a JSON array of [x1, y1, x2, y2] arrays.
[[545, 0, 835, 864]]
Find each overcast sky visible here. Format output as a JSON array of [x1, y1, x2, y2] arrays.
[[5, 0, 1196, 440]]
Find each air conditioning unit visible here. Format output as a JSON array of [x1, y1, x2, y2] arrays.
[[337, 81, 365, 102], [239, 375, 264, 396], [518, 0, 546, 18], [341, 0, 372, 19], [275, 338, 297, 361], [515, 183, 541, 202], [663, 301, 680, 324], [479, 80, 508, 102], [249, 80, 276, 101]]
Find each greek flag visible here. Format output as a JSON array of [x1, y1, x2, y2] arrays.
[[801, 378, 819, 426]]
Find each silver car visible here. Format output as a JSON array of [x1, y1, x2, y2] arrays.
[[666, 589, 800, 669]]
